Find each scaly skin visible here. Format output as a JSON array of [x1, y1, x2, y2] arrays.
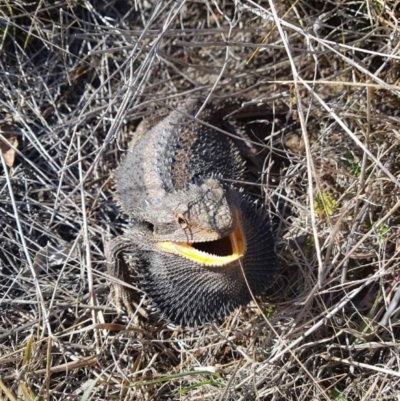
[[106, 99, 277, 326]]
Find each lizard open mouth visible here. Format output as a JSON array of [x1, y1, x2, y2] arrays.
[[156, 217, 246, 267]]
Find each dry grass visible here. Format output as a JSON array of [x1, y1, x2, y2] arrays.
[[1, 0, 400, 399]]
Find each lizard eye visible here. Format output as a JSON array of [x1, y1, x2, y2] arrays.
[[144, 221, 155, 233], [175, 213, 188, 229]]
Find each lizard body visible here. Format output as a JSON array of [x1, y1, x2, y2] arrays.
[[106, 99, 277, 325]]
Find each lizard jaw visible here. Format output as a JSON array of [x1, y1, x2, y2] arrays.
[[156, 213, 246, 267]]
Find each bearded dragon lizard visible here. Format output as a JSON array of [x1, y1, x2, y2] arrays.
[[106, 99, 277, 326]]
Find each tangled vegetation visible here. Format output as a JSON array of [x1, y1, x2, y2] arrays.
[[1, 0, 400, 399]]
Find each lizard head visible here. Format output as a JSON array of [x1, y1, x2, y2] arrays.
[[139, 178, 247, 267]]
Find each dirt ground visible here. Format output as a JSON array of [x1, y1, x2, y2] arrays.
[[1, 0, 400, 400]]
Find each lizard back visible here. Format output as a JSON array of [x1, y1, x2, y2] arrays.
[[117, 101, 246, 216]]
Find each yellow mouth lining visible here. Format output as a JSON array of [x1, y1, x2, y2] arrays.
[[156, 214, 246, 267]]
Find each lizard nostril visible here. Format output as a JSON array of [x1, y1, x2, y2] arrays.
[[176, 213, 189, 229]]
